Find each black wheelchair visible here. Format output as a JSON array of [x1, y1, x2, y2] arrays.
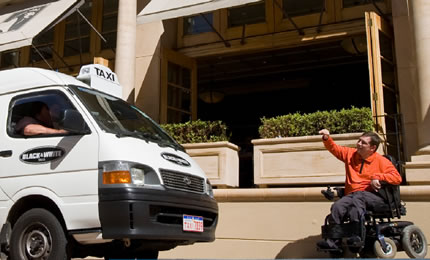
[[317, 184, 428, 258]]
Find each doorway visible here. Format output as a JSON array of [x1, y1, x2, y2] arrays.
[[196, 39, 371, 187]]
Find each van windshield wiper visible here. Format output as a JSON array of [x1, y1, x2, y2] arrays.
[[157, 140, 184, 152], [115, 130, 151, 142]]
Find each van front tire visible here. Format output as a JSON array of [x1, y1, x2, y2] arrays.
[[9, 208, 68, 260]]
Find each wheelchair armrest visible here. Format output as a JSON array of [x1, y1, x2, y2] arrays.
[[321, 186, 345, 201], [321, 187, 335, 201], [335, 187, 345, 198]]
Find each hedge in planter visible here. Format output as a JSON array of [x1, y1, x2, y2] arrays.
[[253, 107, 374, 186], [162, 120, 239, 187], [161, 120, 230, 144], [258, 106, 373, 138]]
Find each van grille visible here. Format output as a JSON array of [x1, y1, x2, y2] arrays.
[[160, 169, 204, 193]]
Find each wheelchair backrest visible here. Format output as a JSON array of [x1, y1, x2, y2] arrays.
[[377, 184, 405, 218], [373, 155, 405, 218]]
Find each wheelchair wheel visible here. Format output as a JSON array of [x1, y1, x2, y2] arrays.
[[373, 237, 397, 259], [402, 225, 428, 258]]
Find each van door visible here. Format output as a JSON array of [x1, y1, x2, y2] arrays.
[[0, 87, 100, 230]]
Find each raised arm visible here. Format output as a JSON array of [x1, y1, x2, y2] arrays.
[[319, 129, 352, 162]]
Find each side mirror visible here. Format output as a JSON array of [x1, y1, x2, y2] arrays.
[[62, 109, 88, 134]]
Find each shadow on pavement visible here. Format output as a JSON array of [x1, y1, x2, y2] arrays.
[[275, 235, 331, 259]]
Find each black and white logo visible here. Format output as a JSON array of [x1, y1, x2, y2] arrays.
[[20, 146, 65, 164], [161, 153, 191, 167], [183, 176, 192, 186]]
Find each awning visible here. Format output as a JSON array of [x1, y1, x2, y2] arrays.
[[137, 0, 263, 24], [0, 0, 80, 52]]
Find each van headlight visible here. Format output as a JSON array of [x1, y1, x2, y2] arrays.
[[205, 179, 214, 198], [102, 161, 160, 186]]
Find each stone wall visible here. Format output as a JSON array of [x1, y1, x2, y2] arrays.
[[160, 186, 430, 259]]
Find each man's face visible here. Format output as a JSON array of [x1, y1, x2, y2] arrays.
[[49, 104, 61, 121], [38, 105, 52, 125], [356, 136, 376, 159]]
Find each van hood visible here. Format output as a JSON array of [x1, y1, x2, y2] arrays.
[[98, 133, 206, 179]]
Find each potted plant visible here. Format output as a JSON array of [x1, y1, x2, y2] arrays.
[[162, 120, 239, 188], [252, 107, 373, 187]]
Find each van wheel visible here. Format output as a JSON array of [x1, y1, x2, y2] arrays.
[[402, 225, 428, 258], [373, 237, 397, 259], [9, 208, 68, 260]]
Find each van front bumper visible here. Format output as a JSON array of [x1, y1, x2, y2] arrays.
[[98, 187, 218, 243]]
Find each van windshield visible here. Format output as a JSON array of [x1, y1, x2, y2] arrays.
[[69, 86, 184, 151]]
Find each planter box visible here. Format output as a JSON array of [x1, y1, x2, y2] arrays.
[[252, 133, 364, 187], [183, 141, 240, 188]]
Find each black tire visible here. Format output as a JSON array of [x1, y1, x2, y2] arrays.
[[401, 225, 428, 258], [373, 237, 397, 259], [9, 208, 68, 260]]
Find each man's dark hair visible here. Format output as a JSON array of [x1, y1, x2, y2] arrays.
[[361, 131, 381, 150], [30, 101, 48, 117]]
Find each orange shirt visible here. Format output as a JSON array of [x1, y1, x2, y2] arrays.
[[323, 136, 402, 195]]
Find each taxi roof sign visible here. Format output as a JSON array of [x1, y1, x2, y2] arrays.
[[77, 64, 122, 99]]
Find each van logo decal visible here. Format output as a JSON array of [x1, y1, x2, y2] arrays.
[[161, 153, 190, 167], [20, 147, 65, 164], [183, 176, 192, 186]]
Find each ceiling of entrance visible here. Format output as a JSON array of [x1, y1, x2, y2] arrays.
[[197, 39, 368, 94]]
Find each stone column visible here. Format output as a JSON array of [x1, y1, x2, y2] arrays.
[[404, 0, 430, 184], [115, 0, 137, 103]]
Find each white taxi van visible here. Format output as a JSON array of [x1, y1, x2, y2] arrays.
[[0, 64, 218, 259]]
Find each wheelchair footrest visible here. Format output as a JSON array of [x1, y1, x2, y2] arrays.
[[321, 222, 360, 239]]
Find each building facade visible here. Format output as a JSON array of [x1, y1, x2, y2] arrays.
[[1, 0, 429, 258]]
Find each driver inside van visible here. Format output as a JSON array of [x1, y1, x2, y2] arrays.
[[15, 101, 68, 136]]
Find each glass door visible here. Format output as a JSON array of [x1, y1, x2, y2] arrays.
[[161, 48, 197, 123]]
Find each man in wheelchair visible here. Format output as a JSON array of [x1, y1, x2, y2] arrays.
[[316, 129, 427, 258]]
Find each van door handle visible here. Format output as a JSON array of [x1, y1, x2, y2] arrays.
[[0, 150, 12, 157]]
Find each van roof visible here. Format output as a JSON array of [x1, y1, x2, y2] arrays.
[[0, 67, 88, 94]]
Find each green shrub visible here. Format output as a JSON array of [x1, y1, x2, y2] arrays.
[[161, 120, 230, 144], [258, 107, 374, 138]]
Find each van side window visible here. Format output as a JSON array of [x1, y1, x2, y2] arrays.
[[8, 90, 87, 137]]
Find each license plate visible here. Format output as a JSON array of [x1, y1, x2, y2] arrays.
[[183, 215, 203, 232]]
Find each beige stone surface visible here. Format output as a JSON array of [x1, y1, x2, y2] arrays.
[[252, 134, 362, 186], [405, 163, 430, 184], [184, 142, 240, 187], [159, 196, 430, 259], [115, 0, 136, 102]]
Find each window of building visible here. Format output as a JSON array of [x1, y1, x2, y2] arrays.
[[282, 0, 325, 17], [227, 2, 266, 28], [0, 50, 20, 69], [184, 13, 213, 35], [343, 0, 383, 8], [167, 62, 192, 123], [31, 28, 55, 63], [64, 0, 92, 57], [101, 0, 118, 50]]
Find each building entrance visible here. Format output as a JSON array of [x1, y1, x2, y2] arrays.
[[196, 39, 372, 187]]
